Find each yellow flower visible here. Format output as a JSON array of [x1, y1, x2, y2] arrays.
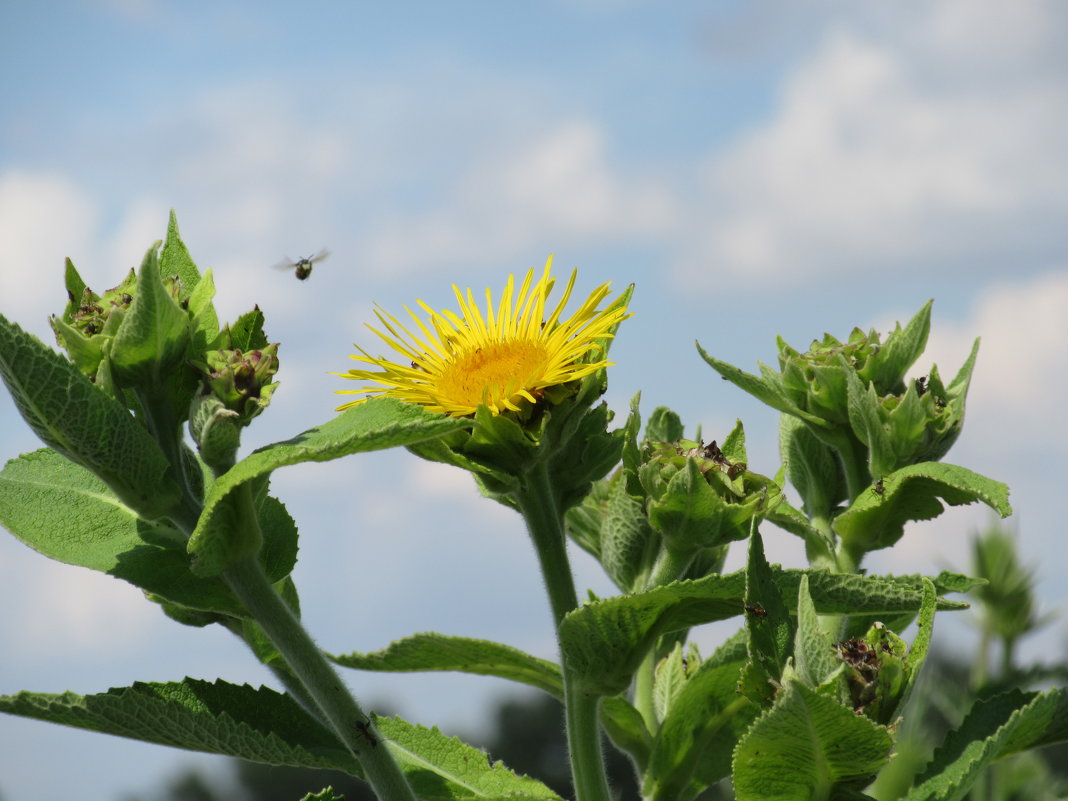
[[335, 257, 630, 416]]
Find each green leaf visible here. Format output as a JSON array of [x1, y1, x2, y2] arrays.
[[834, 462, 1012, 556], [840, 571, 978, 640], [899, 578, 936, 718], [109, 243, 191, 388], [844, 366, 894, 479], [0, 680, 360, 773], [331, 633, 563, 698], [780, 412, 846, 522], [160, 209, 203, 295], [301, 788, 344, 801], [905, 688, 1068, 801], [600, 696, 652, 772], [186, 268, 220, 354], [619, 393, 644, 495], [870, 300, 932, 391], [645, 630, 756, 801], [793, 575, 842, 691], [62, 257, 87, 311], [226, 306, 269, 351], [0, 448, 295, 617], [696, 344, 827, 428], [0, 680, 563, 801], [558, 566, 964, 696], [374, 715, 564, 801], [739, 529, 794, 705], [720, 418, 748, 464], [0, 314, 179, 518], [599, 471, 658, 591], [645, 405, 685, 444], [732, 679, 893, 801], [189, 397, 469, 575]]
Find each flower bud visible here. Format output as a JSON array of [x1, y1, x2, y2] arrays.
[[835, 622, 910, 725], [197, 344, 280, 426], [50, 269, 138, 379], [639, 431, 782, 554], [188, 393, 243, 471]]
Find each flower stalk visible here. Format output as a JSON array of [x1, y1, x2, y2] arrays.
[[517, 463, 613, 801], [221, 485, 416, 801]]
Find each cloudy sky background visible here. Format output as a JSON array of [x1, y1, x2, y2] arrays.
[[2, 1, 1067, 798]]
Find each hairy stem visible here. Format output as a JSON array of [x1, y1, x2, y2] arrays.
[[517, 464, 612, 801], [223, 486, 416, 801]]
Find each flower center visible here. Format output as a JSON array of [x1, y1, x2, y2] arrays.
[[436, 339, 549, 407]]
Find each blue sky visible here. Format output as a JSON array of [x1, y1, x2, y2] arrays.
[[2, 1, 1068, 798]]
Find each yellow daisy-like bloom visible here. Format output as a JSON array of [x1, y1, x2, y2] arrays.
[[335, 257, 630, 416]]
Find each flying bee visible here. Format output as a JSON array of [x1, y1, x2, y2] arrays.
[[273, 248, 330, 281]]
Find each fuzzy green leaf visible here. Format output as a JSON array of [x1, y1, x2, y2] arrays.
[[697, 344, 830, 429], [600, 696, 652, 772], [375, 715, 564, 801], [646, 630, 755, 801], [835, 462, 1012, 556], [780, 412, 847, 522], [905, 688, 1068, 801], [739, 529, 794, 705], [0, 448, 294, 617], [0, 314, 179, 518], [0, 680, 360, 773], [870, 300, 932, 391], [109, 244, 191, 388], [793, 575, 842, 691], [558, 566, 965, 697], [732, 679, 893, 801], [331, 634, 563, 698], [189, 397, 469, 575], [160, 209, 204, 295], [599, 472, 658, 591]]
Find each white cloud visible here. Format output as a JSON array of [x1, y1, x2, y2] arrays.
[[680, 8, 1068, 284], [0, 542, 156, 658], [365, 121, 679, 274], [920, 269, 1068, 446], [0, 171, 98, 338]]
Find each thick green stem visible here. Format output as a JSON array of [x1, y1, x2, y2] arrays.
[[225, 552, 416, 801], [218, 483, 414, 801], [516, 464, 612, 801]]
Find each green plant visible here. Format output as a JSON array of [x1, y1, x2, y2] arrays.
[[1, 214, 1063, 801]]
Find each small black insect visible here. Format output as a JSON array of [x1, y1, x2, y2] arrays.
[[744, 602, 767, 619], [273, 248, 330, 281], [872, 478, 885, 496], [354, 716, 378, 748]]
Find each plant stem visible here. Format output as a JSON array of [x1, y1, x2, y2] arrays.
[[223, 488, 416, 801], [516, 464, 612, 801]]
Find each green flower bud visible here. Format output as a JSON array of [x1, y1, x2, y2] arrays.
[[188, 393, 243, 471], [850, 357, 977, 478], [50, 269, 138, 379], [835, 622, 910, 725], [638, 430, 782, 554], [196, 344, 280, 426]]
